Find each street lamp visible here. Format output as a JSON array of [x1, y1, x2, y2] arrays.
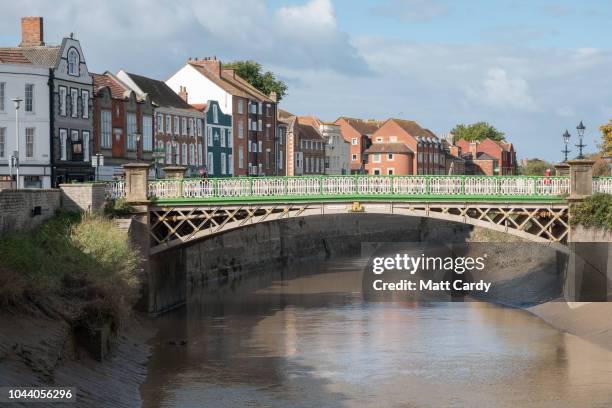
[[134, 132, 141, 162], [576, 121, 586, 159], [12, 97, 23, 189], [562, 129, 571, 162]]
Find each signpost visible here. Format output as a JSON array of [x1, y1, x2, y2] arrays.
[[92, 154, 104, 181]]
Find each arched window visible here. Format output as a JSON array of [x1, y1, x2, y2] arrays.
[[67, 48, 79, 76]]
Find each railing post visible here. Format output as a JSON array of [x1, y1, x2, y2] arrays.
[[554, 162, 570, 177], [460, 176, 465, 196], [123, 163, 151, 204], [567, 159, 595, 202]]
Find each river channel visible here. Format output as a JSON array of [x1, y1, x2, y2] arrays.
[[140, 257, 612, 408]]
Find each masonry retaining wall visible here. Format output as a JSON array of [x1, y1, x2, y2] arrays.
[[0, 189, 61, 236], [59, 183, 106, 213]]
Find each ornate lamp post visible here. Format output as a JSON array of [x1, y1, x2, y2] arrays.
[[562, 130, 571, 162], [134, 132, 141, 163], [576, 121, 586, 159]]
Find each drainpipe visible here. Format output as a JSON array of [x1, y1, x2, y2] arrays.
[[49, 68, 56, 187]]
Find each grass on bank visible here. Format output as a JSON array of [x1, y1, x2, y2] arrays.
[[0, 211, 140, 328], [571, 193, 612, 230]]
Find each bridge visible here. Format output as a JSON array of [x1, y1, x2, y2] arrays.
[[106, 161, 611, 255]]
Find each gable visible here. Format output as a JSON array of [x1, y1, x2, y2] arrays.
[[55, 37, 92, 84]]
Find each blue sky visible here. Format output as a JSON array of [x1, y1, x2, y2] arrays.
[[2, 0, 612, 160]]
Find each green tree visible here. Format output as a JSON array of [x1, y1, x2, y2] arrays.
[[450, 122, 505, 142], [223, 60, 288, 101], [519, 158, 553, 176], [599, 120, 612, 157]]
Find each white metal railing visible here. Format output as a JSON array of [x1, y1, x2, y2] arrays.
[[593, 177, 612, 194], [104, 180, 125, 199]]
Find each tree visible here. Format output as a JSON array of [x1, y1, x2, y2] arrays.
[[599, 120, 612, 157], [519, 158, 553, 176], [223, 60, 288, 101], [450, 122, 505, 142]]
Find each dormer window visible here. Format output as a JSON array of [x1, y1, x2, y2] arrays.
[[67, 48, 80, 76]]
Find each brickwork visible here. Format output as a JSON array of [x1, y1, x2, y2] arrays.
[[0, 189, 60, 235], [59, 183, 106, 213]]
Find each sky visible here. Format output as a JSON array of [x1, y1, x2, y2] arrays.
[[2, 0, 612, 161]]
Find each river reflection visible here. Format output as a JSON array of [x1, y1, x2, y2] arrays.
[[141, 258, 612, 408]]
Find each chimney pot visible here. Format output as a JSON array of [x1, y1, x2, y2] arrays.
[[20, 17, 44, 47]]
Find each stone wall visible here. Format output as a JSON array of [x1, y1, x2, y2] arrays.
[[59, 183, 106, 213], [0, 189, 61, 235], [567, 225, 612, 301]]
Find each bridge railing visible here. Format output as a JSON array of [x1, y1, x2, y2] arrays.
[[593, 177, 612, 194], [135, 175, 571, 202], [105, 179, 125, 199]]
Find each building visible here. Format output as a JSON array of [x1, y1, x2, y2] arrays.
[[165, 57, 278, 176], [320, 122, 350, 175], [276, 117, 287, 176], [369, 119, 446, 175], [297, 116, 326, 175], [1, 17, 95, 186], [364, 143, 414, 175], [195, 100, 232, 177], [0, 61, 51, 188], [335, 117, 381, 174], [91, 72, 154, 180], [454, 138, 517, 175], [279, 109, 298, 175], [117, 71, 204, 177]]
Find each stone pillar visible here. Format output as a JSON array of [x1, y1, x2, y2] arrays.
[[123, 163, 151, 204], [163, 166, 187, 180], [567, 159, 595, 202], [554, 162, 570, 177]]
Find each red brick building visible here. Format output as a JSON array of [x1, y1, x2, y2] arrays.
[[454, 138, 517, 175], [364, 143, 413, 175], [335, 117, 381, 174], [92, 72, 154, 180]]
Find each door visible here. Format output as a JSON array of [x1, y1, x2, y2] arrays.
[[112, 128, 123, 158]]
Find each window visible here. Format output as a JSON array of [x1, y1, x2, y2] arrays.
[[220, 129, 226, 147], [266, 104, 272, 117], [189, 144, 195, 165], [372, 154, 381, 163], [25, 84, 34, 112], [165, 114, 171, 134], [100, 110, 111, 148], [250, 103, 257, 114], [174, 142, 180, 164], [238, 147, 244, 169], [0, 82, 4, 112], [388, 153, 394, 161], [351, 138, 358, 145], [182, 143, 187, 165], [278, 150, 283, 170], [173, 116, 179, 135], [157, 113, 163, 132], [207, 127, 213, 146], [157, 140, 165, 164], [373, 169, 380, 175], [387, 168, 394, 175], [67, 48, 79, 76], [237, 99, 244, 114], [376, 137, 383, 143], [221, 152, 226, 174], [189, 118, 194, 137], [0, 128, 5, 158], [213, 105, 219, 123], [258, 141, 262, 153], [258, 119, 262, 131], [81, 90, 89, 118], [71, 130, 82, 161], [127, 113, 137, 151], [238, 121, 244, 138], [227, 129, 233, 147], [143, 115, 153, 151], [228, 154, 233, 175], [389, 136, 397, 142], [59, 86, 67, 116], [166, 141, 172, 164], [207, 152, 214, 175], [60, 129, 67, 160], [198, 144, 203, 167], [182, 117, 187, 136], [70, 88, 78, 117], [197, 119, 202, 137], [82, 130, 90, 162]]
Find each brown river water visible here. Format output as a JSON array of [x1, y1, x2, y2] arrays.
[[140, 257, 612, 408]]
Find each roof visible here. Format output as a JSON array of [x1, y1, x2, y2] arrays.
[[0, 45, 60, 67], [298, 115, 322, 128], [92, 72, 131, 99], [364, 143, 413, 154], [221, 68, 273, 102], [123, 72, 194, 110], [475, 152, 498, 161], [188, 62, 273, 102], [386, 118, 437, 139], [278, 109, 295, 120], [297, 120, 324, 141], [496, 140, 513, 152], [191, 103, 207, 112], [337, 117, 382, 135]]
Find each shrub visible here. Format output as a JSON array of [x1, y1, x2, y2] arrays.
[[570, 193, 612, 230], [104, 198, 135, 217], [0, 212, 141, 328]]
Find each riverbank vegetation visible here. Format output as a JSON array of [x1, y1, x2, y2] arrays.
[[0, 211, 140, 328], [571, 193, 612, 230]]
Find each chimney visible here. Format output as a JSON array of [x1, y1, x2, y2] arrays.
[[178, 86, 188, 103], [189, 56, 221, 77], [20, 17, 44, 47], [469, 141, 478, 158]]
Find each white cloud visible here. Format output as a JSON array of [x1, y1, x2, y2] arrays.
[[465, 68, 538, 112], [372, 0, 449, 22]]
